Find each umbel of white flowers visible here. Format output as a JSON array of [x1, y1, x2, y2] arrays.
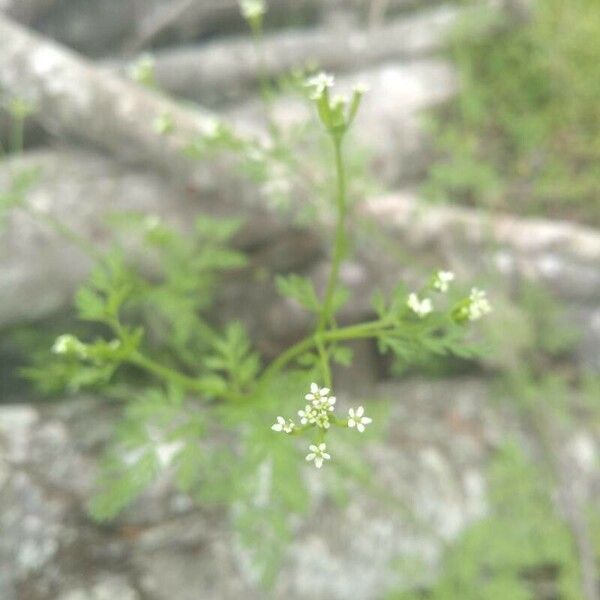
[[406, 270, 492, 322], [271, 383, 372, 468], [304, 71, 368, 135], [239, 0, 266, 22]]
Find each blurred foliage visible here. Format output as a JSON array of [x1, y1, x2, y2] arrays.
[[388, 444, 586, 600], [2, 1, 598, 593], [385, 273, 600, 598], [424, 0, 600, 225]]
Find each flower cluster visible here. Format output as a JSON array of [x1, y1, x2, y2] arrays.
[[406, 270, 492, 324], [271, 382, 372, 468], [407, 293, 432, 318], [433, 270, 455, 293], [304, 72, 367, 134], [407, 269, 456, 318], [450, 286, 493, 323], [271, 416, 295, 433], [52, 334, 88, 359], [299, 383, 336, 429], [466, 288, 492, 321], [305, 72, 335, 101], [239, 0, 266, 23]]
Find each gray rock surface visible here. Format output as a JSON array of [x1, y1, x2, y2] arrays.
[[2, 379, 597, 599]]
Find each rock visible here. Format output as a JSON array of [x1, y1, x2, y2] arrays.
[[2, 378, 580, 599], [144, 5, 466, 107], [58, 576, 140, 600]]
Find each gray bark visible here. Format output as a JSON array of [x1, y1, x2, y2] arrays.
[[0, 0, 55, 23], [135, 4, 467, 105], [0, 13, 259, 200], [126, 0, 444, 52]]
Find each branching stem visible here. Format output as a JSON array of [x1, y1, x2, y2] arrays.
[[317, 136, 347, 332]]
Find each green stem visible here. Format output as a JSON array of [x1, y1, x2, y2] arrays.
[[317, 135, 347, 332], [259, 335, 316, 386], [34, 210, 103, 261], [11, 117, 24, 155], [250, 23, 279, 138], [315, 334, 332, 387], [258, 318, 388, 387], [127, 351, 207, 393]]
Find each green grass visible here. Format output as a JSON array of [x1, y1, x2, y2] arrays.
[[388, 444, 586, 600], [424, 0, 600, 226]]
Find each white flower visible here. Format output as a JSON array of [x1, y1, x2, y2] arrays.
[[298, 404, 317, 425], [352, 83, 370, 95], [407, 293, 433, 318], [467, 288, 492, 320], [155, 441, 183, 468], [305, 72, 335, 100], [314, 413, 331, 430], [347, 406, 372, 433], [322, 396, 336, 411], [305, 382, 330, 402], [433, 270, 455, 293], [51, 334, 87, 358], [297, 383, 337, 428], [305, 443, 331, 468], [331, 94, 348, 109], [239, 0, 266, 20], [271, 416, 295, 433], [298, 404, 315, 425]]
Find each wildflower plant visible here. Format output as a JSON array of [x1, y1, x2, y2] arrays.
[[8, 1, 493, 586]]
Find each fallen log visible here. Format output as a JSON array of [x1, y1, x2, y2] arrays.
[[0, 13, 256, 200], [136, 4, 465, 105], [126, 0, 443, 53], [0, 0, 55, 24], [0, 11, 457, 198]]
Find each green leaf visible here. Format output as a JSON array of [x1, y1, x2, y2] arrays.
[[371, 289, 387, 319], [275, 274, 321, 312], [331, 284, 350, 315], [331, 345, 353, 366], [205, 322, 260, 392]]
